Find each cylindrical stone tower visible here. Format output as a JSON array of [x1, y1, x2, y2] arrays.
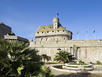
[[53, 17, 59, 29]]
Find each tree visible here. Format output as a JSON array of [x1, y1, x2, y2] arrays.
[[54, 50, 74, 63], [0, 40, 54, 77], [41, 54, 51, 62]]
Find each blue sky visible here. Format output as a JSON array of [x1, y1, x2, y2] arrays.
[[0, 0, 102, 40]]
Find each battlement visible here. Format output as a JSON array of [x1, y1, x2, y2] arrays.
[[30, 39, 102, 48]]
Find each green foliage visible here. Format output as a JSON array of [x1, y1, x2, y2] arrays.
[[78, 60, 86, 65], [36, 66, 54, 77], [54, 50, 74, 63], [46, 62, 59, 64], [53, 65, 62, 69], [0, 40, 54, 77], [41, 54, 51, 62], [96, 61, 102, 65]]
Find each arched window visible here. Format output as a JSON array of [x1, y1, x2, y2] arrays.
[[41, 38, 43, 41], [46, 38, 47, 41]]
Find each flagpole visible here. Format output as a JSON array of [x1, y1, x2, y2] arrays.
[[76, 32, 79, 40], [93, 30, 96, 39], [56, 11, 59, 17], [85, 30, 88, 40]]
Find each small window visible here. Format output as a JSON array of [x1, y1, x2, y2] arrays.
[[46, 38, 47, 41], [52, 31, 54, 32], [37, 32, 39, 34], [63, 30, 64, 32], [41, 38, 43, 41], [49, 27, 52, 28], [42, 32, 43, 33], [57, 30, 59, 32], [47, 31, 49, 33]]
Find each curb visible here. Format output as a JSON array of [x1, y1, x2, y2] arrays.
[[50, 65, 102, 74]]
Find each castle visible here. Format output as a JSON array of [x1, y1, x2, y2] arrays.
[[0, 23, 29, 43], [30, 17, 102, 63], [35, 17, 72, 42]]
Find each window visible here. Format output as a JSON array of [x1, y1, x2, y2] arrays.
[[63, 30, 64, 32], [46, 38, 47, 41], [41, 38, 43, 41], [42, 32, 43, 33], [57, 30, 59, 32], [52, 31, 54, 32], [47, 31, 49, 33], [37, 32, 39, 34], [49, 27, 52, 28]]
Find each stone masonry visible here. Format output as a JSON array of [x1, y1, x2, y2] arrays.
[[30, 17, 102, 63]]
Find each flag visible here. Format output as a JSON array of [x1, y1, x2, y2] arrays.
[[93, 30, 95, 34], [77, 32, 79, 35], [56, 11, 59, 17]]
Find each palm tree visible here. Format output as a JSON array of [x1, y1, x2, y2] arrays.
[[54, 50, 74, 64], [41, 54, 51, 62], [41, 54, 47, 62], [0, 40, 41, 77], [0, 40, 54, 77]]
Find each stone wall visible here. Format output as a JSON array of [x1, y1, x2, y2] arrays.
[[0, 23, 11, 38], [35, 35, 71, 42], [35, 30, 72, 41], [30, 39, 102, 63]]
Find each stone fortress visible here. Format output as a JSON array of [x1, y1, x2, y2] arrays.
[[35, 17, 72, 42], [30, 17, 102, 63], [0, 23, 29, 43], [0, 23, 11, 39]]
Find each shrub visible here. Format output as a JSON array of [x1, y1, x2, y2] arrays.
[[96, 61, 102, 65], [54, 50, 74, 63], [0, 40, 54, 77]]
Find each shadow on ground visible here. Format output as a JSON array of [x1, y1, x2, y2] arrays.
[[55, 72, 102, 77]]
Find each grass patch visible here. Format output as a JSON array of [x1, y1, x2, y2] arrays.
[[67, 66, 78, 68], [95, 61, 102, 65], [46, 62, 60, 64], [53, 65, 62, 69]]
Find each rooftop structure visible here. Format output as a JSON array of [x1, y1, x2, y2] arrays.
[[35, 17, 72, 42], [0, 23, 11, 39], [0, 22, 29, 43]]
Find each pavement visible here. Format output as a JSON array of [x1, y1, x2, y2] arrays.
[[46, 64, 102, 77]]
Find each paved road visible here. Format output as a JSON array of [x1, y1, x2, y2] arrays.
[[51, 68, 102, 77], [46, 64, 102, 77]]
